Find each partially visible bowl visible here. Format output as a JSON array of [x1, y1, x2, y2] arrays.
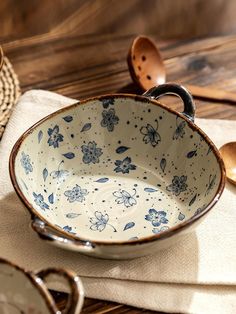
[[9, 83, 225, 259], [0, 257, 84, 313]]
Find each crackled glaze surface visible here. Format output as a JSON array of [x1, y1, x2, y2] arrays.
[[14, 96, 221, 242], [0, 262, 52, 314]]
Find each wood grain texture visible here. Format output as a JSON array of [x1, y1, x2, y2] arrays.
[[2, 0, 236, 42], [1, 32, 236, 313]]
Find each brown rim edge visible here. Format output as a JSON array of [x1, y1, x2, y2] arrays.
[[9, 93, 226, 247]]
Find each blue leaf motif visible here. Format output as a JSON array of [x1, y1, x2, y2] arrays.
[[81, 123, 91, 132], [48, 193, 54, 204], [63, 152, 75, 159], [116, 146, 130, 154], [144, 187, 158, 193], [95, 177, 109, 183], [43, 168, 48, 182], [38, 130, 43, 143], [63, 116, 73, 122], [187, 150, 197, 158], [207, 146, 212, 155], [123, 222, 135, 231], [21, 179, 28, 191], [66, 213, 81, 218], [189, 194, 197, 206], [160, 158, 166, 172], [178, 212, 185, 221]]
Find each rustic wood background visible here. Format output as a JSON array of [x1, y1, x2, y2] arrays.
[[1, 0, 236, 42]]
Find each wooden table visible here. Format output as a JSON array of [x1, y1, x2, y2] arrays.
[[2, 33, 236, 313]]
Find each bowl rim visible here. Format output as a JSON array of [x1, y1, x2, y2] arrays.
[[9, 93, 226, 246]]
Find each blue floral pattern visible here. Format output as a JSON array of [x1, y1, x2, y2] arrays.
[[205, 174, 216, 196], [101, 98, 115, 108], [89, 211, 116, 232], [113, 189, 137, 207], [16, 94, 220, 244], [145, 208, 168, 227], [81, 141, 103, 164], [62, 225, 76, 234], [20, 152, 33, 174], [101, 108, 119, 132], [50, 161, 69, 182], [47, 125, 64, 148], [114, 157, 136, 174], [140, 123, 161, 147], [173, 120, 186, 140], [64, 184, 88, 203], [166, 175, 187, 196], [33, 192, 49, 210], [152, 226, 169, 234]]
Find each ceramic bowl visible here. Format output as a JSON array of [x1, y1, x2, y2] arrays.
[[9, 84, 225, 259], [0, 257, 84, 313]]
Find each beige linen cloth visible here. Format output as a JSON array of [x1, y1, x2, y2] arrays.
[[0, 90, 236, 314]]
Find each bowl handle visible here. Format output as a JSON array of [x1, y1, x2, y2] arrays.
[[36, 267, 84, 313], [143, 83, 196, 122], [31, 218, 95, 253]]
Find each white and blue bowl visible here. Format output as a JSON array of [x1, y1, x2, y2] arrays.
[[9, 84, 225, 259]]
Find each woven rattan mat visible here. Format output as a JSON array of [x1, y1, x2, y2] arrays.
[[0, 56, 21, 139]]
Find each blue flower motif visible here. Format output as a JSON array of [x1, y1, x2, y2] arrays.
[[20, 152, 33, 174], [173, 120, 186, 140], [152, 226, 169, 234], [114, 157, 136, 174], [33, 192, 49, 210], [63, 225, 72, 232], [90, 211, 109, 232], [140, 123, 161, 147], [89, 211, 117, 232], [113, 189, 137, 207], [50, 161, 69, 183], [47, 125, 64, 148], [64, 184, 88, 203], [166, 175, 187, 196], [145, 208, 168, 227], [81, 141, 103, 164], [62, 225, 76, 234], [101, 98, 115, 108], [101, 108, 119, 132]]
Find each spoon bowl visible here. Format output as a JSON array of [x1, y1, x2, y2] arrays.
[[127, 35, 166, 90], [219, 142, 236, 185]]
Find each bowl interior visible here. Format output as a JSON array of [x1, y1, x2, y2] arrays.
[[12, 96, 223, 242]]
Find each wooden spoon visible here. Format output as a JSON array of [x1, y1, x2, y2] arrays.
[[219, 142, 236, 185], [127, 35, 236, 104]]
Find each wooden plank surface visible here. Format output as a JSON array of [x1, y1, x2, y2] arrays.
[[2, 0, 236, 42], [1, 33, 236, 313]]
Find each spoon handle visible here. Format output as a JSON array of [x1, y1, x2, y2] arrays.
[[185, 84, 236, 104]]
